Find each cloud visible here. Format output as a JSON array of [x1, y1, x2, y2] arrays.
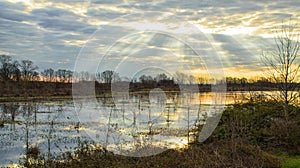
[[0, 1, 32, 22], [37, 18, 96, 33], [0, 1, 26, 11], [86, 8, 126, 20], [31, 6, 75, 17], [91, 0, 125, 5], [212, 34, 261, 69], [0, 0, 299, 77]]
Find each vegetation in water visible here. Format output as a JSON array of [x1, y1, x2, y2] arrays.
[[18, 99, 299, 168]]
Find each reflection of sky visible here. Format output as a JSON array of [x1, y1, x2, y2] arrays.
[[1, 0, 300, 77]]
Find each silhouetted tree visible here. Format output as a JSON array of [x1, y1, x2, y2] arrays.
[[139, 75, 154, 83], [0, 55, 21, 81], [101, 70, 114, 83], [20, 60, 39, 81], [55, 69, 68, 82], [66, 70, 73, 83], [197, 77, 206, 85], [240, 77, 247, 87], [0, 55, 12, 79], [41, 68, 55, 82], [155, 73, 168, 82], [261, 20, 300, 105], [10, 61, 21, 81]]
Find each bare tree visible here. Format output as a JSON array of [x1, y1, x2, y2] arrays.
[[0, 55, 21, 81], [155, 73, 168, 82], [10, 61, 21, 82], [101, 70, 114, 83], [20, 60, 39, 81], [197, 77, 206, 85], [139, 75, 153, 83], [261, 20, 300, 105], [66, 70, 73, 83], [55, 69, 68, 82], [41, 68, 55, 82]]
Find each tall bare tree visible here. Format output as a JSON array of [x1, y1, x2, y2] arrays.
[[0, 55, 21, 81], [20, 60, 39, 81], [261, 20, 300, 105]]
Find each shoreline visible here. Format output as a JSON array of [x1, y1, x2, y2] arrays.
[[0, 90, 280, 103], [0, 80, 289, 103]]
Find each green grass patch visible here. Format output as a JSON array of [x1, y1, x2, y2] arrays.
[[281, 156, 300, 168]]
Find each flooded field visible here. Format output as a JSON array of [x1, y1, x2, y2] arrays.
[[0, 91, 268, 166]]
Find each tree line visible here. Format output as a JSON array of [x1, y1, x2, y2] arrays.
[[1, 54, 295, 87], [0, 55, 38, 82], [0, 55, 119, 83], [0, 55, 210, 84]]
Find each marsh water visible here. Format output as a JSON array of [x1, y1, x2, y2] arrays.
[[0, 91, 269, 166]]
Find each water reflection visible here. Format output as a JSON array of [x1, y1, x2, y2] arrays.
[[0, 101, 80, 166], [0, 91, 259, 165], [75, 91, 226, 157]]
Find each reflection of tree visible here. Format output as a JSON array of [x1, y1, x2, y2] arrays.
[[10, 104, 20, 131], [47, 120, 54, 159], [22, 103, 33, 163], [0, 103, 20, 130]]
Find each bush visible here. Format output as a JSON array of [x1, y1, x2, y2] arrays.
[[210, 101, 300, 155], [23, 140, 281, 167], [26, 146, 40, 159]]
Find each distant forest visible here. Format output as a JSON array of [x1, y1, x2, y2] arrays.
[[0, 54, 298, 99]]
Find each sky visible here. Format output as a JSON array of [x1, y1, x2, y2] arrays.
[[1, 0, 300, 79]]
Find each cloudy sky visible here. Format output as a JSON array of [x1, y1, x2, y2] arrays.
[[1, 0, 299, 78]]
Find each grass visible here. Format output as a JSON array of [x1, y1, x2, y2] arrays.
[[281, 156, 300, 168], [22, 141, 282, 168]]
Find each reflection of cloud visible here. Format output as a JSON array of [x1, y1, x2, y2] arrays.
[[0, 0, 299, 76]]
